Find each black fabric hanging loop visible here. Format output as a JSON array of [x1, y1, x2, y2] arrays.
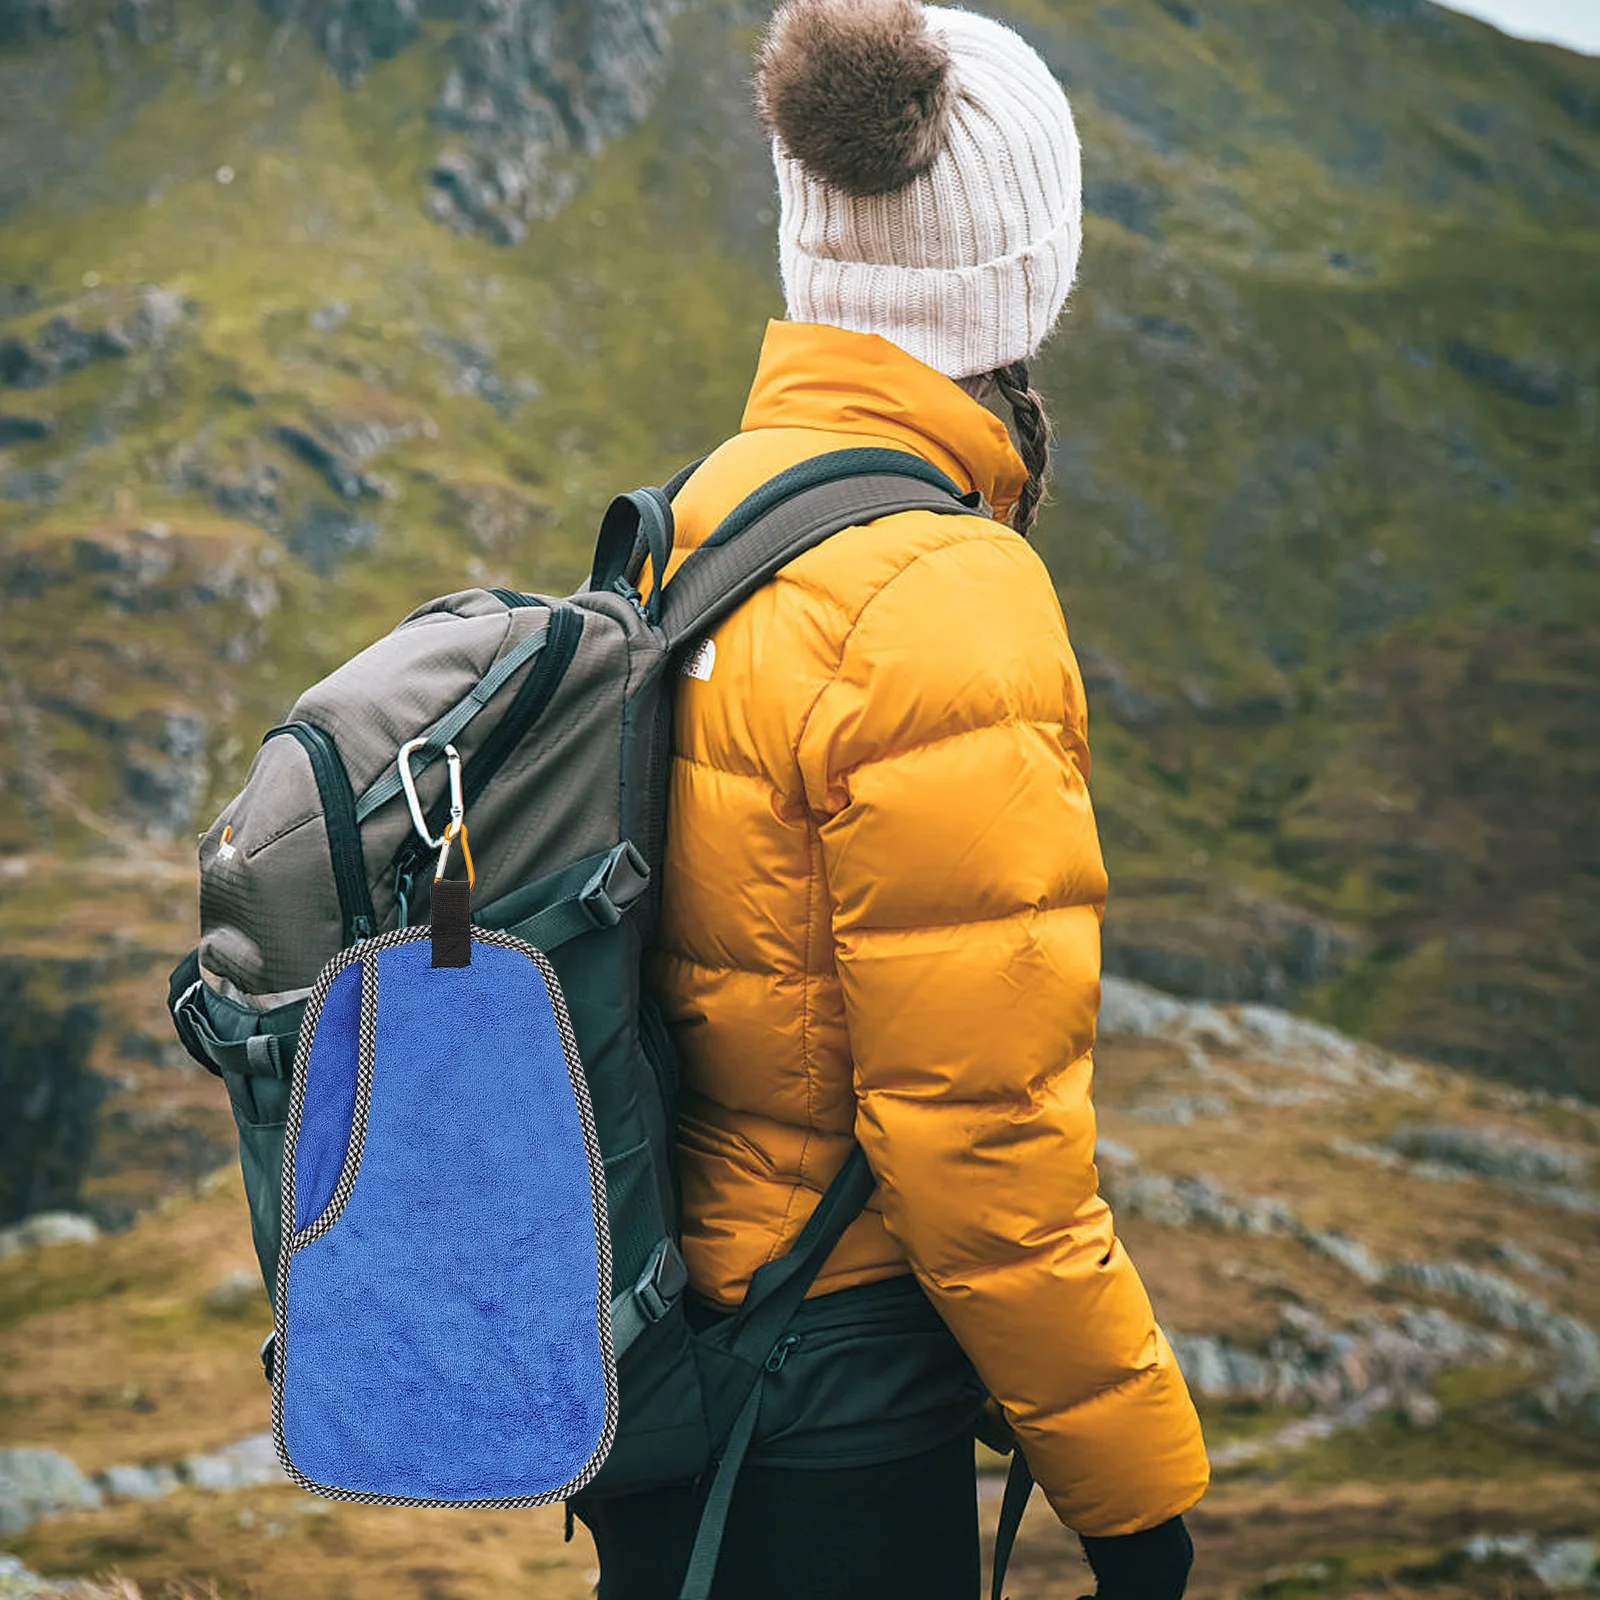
[[431, 877, 472, 967]]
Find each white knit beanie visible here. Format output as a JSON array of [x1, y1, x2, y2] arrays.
[[756, 0, 1083, 382]]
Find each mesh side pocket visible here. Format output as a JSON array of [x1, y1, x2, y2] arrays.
[[602, 1139, 667, 1283]]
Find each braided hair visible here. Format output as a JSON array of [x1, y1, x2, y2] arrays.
[[991, 360, 1052, 538]]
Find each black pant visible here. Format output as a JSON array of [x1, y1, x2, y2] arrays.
[[577, 1431, 981, 1600]]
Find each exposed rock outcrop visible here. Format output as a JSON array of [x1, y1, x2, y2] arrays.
[[0, 414, 49, 445], [425, 331, 526, 413], [1097, 1126, 1600, 1427], [261, 0, 422, 84], [122, 709, 208, 840], [1102, 891, 1367, 1011], [1387, 1121, 1590, 1186], [1172, 1304, 1509, 1413], [0, 1553, 55, 1600], [1445, 339, 1567, 407], [0, 1211, 98, 1259], [246, 0, 687, 239], [426, 0, 683, 241], [0, 0, 69, 48], [272, 422, 387, 502], [0, 1449, 102, 1537], [1460, 1534, 1599, 1591], [0, 287, 188, 389], [0, 962, 103, 1225], [1103, 1161, 1302, 1236], [202, 1268, 265, 1317], [1331, 1128, 1599, 1216], [284, 504, 380, 574], [1097, 975, 1418, 1091], [0, 1435, 287, 1538]]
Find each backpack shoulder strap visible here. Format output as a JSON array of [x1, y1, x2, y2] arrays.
[[657, 447, 987, 651], [660, 454, 707, 501], [675, 1145, 877, 1600]]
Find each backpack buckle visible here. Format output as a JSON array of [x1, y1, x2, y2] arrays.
[[578, 840, 651, 929], [635, 1237, 688, 1324]]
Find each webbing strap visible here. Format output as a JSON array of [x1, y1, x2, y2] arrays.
[[991, 1450, 1035, 1600], [696, 448, 979, 556], [591, 488, 673, 621], [610, 1237, 689, 1361], [661, 455, 708, 502], [658, 474, 976, 652], [480, 842, 652, 954], [607, 1285, 651, 1364], [504, 896, 602, 955], [677, 1378, 764, 1600], [725, 1143, 876, 1372], [353, 620, 550, 824], [609, 1294, 645, 1363], [582, 457, 703, 609]]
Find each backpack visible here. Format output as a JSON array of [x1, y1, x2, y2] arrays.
[[167, 446, 1036, 1600]]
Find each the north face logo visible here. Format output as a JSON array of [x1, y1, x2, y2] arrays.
[[682, 638, 716, 681]]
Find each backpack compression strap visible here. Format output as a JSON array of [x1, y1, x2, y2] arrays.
[[656, 446, 988, 653]]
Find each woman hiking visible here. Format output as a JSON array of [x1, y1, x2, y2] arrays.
[[576, 2, 1210, 1595]]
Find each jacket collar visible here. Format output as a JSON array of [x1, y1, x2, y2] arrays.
[[740, 320, 1028, 523]]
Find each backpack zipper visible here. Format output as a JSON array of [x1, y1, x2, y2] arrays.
[[264, 720, 377, 943], [387, 604, 585, 897], [765, 1334, 802, 1372]]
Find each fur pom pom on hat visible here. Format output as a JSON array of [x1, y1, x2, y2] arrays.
[[756, 0, 1083, 382]]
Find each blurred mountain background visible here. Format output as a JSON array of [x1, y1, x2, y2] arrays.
[[0, 0, 1597, 1595]]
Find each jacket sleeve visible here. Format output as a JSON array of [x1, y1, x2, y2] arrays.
[[794, 524, 1210, 1537]]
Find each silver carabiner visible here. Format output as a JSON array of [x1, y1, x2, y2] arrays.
[[396, 738, 464, 852], [436, 747, 467, 879]]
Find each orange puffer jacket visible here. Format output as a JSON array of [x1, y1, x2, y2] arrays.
[[643, 319, 1209, 1537]]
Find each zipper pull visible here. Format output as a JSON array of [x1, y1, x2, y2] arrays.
[[393, 862, 416, 928], [764, 1334, 801, 1373], [611, 576, 648, 618]]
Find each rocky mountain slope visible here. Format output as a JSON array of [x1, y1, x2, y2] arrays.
[[2, 985, 1597, 1597], [2, 9, 1597, 1595], [1, 0, 1596, 1110]]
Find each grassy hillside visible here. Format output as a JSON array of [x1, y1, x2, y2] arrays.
[[0, 0, 1596, 1156]]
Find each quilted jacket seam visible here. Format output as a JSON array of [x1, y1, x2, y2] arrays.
[[766, 833, 819, 1267], [848, 898, 1098, 939], [1012, 1355, 1168, 1422], [790, 530, 996, 787], [843, 714, 1068, 775], [771, 511, 999, 618], [652, 949, 801, 979], [861, 1046, 1093, 1109], [674, 750, 774, 785]]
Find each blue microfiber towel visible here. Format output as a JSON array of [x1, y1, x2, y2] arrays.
[[271, 925, 616, 1505]]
